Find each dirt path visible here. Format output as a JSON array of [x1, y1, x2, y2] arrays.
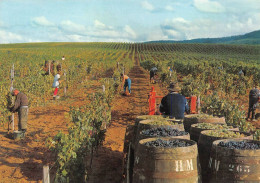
[[87, 64, 165, 183]]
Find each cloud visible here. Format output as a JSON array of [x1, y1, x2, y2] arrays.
[[124, 25, 137, 39], [32, 16, 54, 27], [0, 30, 23, 43], [193, 0, 225, 13], [160, 15, 260, 41], [94, 20, 113, 30], [165, 5, 174, 11], [59, 20, 87, 34], [91, 20, 137, 41], [161, 18, 190, 40], [141, 1, 154, 11], [94, 20, 107, 30]]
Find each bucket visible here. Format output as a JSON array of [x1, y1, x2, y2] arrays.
[[13, 130, 25, 140], [133, 138, 201, 183], [209, 139, 260, 182], [198, 130, 253, 182], [190, 123, 238, 143]]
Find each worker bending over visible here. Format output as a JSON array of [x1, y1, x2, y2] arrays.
[[9, 88, 29, 136], [159, 82, 189, 119], [247, 83, 259, 121], [121, 73, 131, 96], [150, 67, 158, 83]]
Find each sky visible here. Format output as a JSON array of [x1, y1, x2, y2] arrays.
[[0, 0, 260, 43]]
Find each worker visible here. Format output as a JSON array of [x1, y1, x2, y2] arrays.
[[238, 69, 246, 76], [150, 67, 158, 83], [247, 83, 259, 121], [159, 82, 189, 119], [44, 60, 54, 76], [168, 66, 173, 77], [9, 88, 28, 137], [121, 73, 131, 96], [56, 63, 62, 72], [52, 70, 62, 100]]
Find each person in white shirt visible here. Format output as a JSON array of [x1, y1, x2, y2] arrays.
[[52, 71, 61, 99]]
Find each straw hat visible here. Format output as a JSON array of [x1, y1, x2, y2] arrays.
[[167, 82, 181, 92]]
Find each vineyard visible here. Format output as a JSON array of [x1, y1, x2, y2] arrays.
[[0, 42, 259, 182]]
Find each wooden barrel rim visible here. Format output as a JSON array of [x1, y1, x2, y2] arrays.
[[212, 139, 260, 155], [138, 137, 197, 152]]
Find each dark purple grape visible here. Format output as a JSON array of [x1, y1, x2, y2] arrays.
[[218, 141, 260, 150], [144, 139, 192, 148], [141, 127, 187, 137]]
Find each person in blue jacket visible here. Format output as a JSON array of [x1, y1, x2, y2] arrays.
[[159, 82, 189, 119]]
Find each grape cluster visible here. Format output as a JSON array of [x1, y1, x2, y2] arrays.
[[205, 130, 245, 138], [186, 114, 213, 119], [149, 120, 178, 126], [144, 139, 192, 148], [218, 141, 260, 150], [196, 123, 230, 130], [141, 127, 187, 137], [138, 115, 168, 120]]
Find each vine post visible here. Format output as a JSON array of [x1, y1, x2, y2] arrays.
[[48, 61, 51, 75], [197, 95, 201, 114], [9, 64, 15, 132], [102, 85, 107, 130], [42, 165, 50, 183], [63, 71, 67, 96]]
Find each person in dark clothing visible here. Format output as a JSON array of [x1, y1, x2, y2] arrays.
[[247, 84, 259, 121], [150, 67, 158, 83], [44, 60, 54, 76], [9, 89, 29, 136], [159, 82, 189, 119]]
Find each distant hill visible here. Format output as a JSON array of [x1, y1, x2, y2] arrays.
[[147, 30, 260, 45]]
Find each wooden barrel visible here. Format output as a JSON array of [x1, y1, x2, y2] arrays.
[[183, 114, 225, 133], [190, 123, 239, 143], [133, 116, 169, 146], [133, 138, 201, 183], [134, 120, 185, 150], [123, 116, 170, 182], [209, 139, 260, 182], [198, 130, 253, 183]]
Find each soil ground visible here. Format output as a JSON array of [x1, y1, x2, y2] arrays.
[[0, 62, 259, 183]]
